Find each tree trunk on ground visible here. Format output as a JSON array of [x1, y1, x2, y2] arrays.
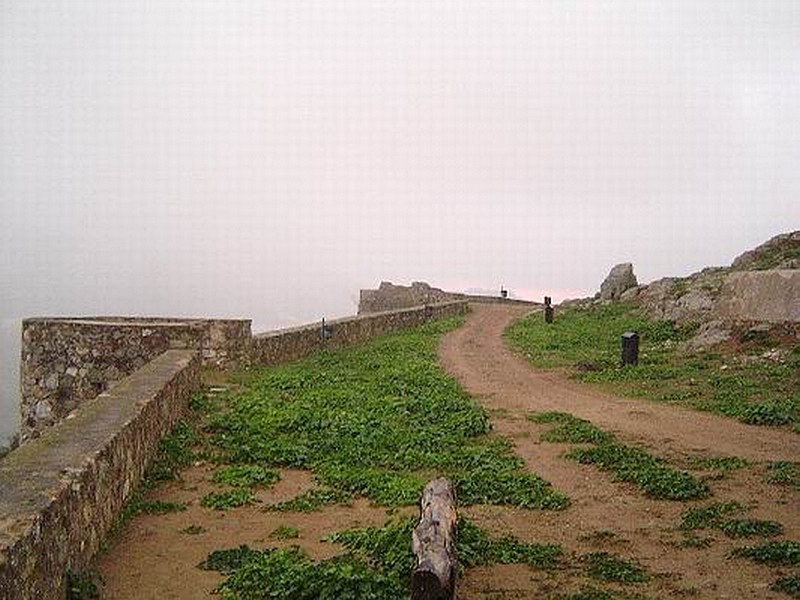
[[411, 478, 457, 600]]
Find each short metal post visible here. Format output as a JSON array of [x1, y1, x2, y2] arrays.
[[500, 287, 508, 299], [621, 331, 639, 366], [545, 306, 554, 324], [320, 318, 333, 342]]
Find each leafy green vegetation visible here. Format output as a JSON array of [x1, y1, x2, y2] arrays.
[[553, 589, 615, 600], [147, 420, 200, 483], [506, 303, 800, 429], [201, 488, 255, 510], [581, 552, 651, 583], [212, 465, 280, 488], [679, 502, 744, 530], [732, 541, 800, 566], [688, 455, 750, 472], [679, 502, 783, 538], [766, 461, 800, 490], [533, 411, 708, 500], [772, 574, 800, 598], [209, 317, 567, 509], [270, 525, 300, 540], [205, 517, 561, 600]]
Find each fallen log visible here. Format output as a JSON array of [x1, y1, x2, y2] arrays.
[[411, 478, 457, 600]]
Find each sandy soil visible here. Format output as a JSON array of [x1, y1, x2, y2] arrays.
[[443, 303, 800, 599]]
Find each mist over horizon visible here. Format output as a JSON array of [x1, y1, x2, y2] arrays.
[[2, 1, 799, 445]]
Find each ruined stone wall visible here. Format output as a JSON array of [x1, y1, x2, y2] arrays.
[[358, 281, 536, 314], [0, 349, 201, 600], [19, 317, 250, 442], [253, 301, 469, 366]]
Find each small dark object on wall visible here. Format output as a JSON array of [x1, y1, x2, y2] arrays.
[[320, 318, 334, 341], [500, 287, 508, 299], [621, 331, 639, 366]]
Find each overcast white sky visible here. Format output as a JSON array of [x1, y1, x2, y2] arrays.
[[1, 0, 799, 443]]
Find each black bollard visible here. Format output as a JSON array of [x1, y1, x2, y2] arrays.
[[544, 305, 554, 324], [544, 296, 552, 307], [621, 332, 639, 366], [500, 287, 508, 299]]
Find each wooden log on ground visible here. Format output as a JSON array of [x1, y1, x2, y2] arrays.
[[412, 478, 457, 600]]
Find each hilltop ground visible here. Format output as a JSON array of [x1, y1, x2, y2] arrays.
[[95, 304, 799, 599]]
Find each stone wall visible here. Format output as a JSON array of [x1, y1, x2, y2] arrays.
[[19, 317, 250, 442], [717, 270, 800, 323], [358, 281, 536, 314], [0, 349, 201, 600], [253, 300, 469, 366]]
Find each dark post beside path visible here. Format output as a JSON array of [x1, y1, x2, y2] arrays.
[[544, 296, 554, 324], [621, 331, 639, 366], [412, 478, 457, 600]]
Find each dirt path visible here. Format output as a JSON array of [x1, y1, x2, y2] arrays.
[[440, 303, 800, 599], [439, 303, 800, 462]]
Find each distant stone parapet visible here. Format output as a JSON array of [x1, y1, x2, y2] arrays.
[[359, 281, 537, 314]]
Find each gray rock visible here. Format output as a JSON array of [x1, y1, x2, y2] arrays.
[[717, 270, 800, 323], [599, 263, 638, 301], [44, 373, 59, 390], [34, 400, 53, 422], [683, 320, 732, 351]]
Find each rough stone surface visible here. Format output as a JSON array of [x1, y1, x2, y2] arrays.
[[731, 231, 800, 271], [0, 350, 201, 600], [253, 301, 469, 366], [358, 281, 536, 314], [717, 270, 800, 323], [683, 320, 732, 351], [599, 263, 638, 301], [635, 268, 727, 324], [19, 318, 250, 442]]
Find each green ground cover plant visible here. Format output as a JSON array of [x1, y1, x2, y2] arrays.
[[581, 552, 651, 584], [532, 412, 708, 500], [265, 488, 353, 512], [270, 525, 300, 540], [766, 461, 800, 490], [201, 488, 255, 510], [208, 316, 567, 510], [679, 502, 783, 538], [205, 517, 563, 599], [772, 574, 800, 598], [505, 303, 800, 429], [732, 541, 800, 566], [212, 465, 280, 488]]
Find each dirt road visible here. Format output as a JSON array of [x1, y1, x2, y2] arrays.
[[439, 303, 800, 462], [442, 303, 799, 599]]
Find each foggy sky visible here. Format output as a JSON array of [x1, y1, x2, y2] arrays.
[[2, 1, 799, 444]]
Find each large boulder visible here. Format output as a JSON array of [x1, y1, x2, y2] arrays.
[[731, 231, 800, 271], [717, 270, 800, 323], [599, 263, 638, 301]]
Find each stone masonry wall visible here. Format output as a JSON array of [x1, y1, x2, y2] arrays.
[[253, 301, 469, 366], [358, 281, 537, 314], [0, 349, 201, 600], [19, 318, 250, 442]]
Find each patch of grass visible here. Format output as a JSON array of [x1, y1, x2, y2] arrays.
[[209, 316, 568, 510], [766, 461, 800, 490], [201, 488, 255, 510], [532, 412, 707, 501], [679, 502, 783, 538], [506, 303, 800, 429], [719, 519, 784, 539], [732, 541, 800, 566], [688, 455, 750, 472], [679, 502, 744, 530], [212, 464, 280, 488], [66, 571, 100, 600], [270, 525, 300, 540], [208, 517, 557, 599], [529, 412, 613, 445], [265, 488, 352, 512], [678, 534, 713, 549], [181, 524, 206, 535], [772, 574, 800, 598], [581, 551, 651, 584], [198, 545, 262, 574]]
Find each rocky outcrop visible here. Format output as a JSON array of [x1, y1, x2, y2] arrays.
[[731, 231, 800, 271], [717, 270, 800, 323], [599, 263, 638, 301]]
